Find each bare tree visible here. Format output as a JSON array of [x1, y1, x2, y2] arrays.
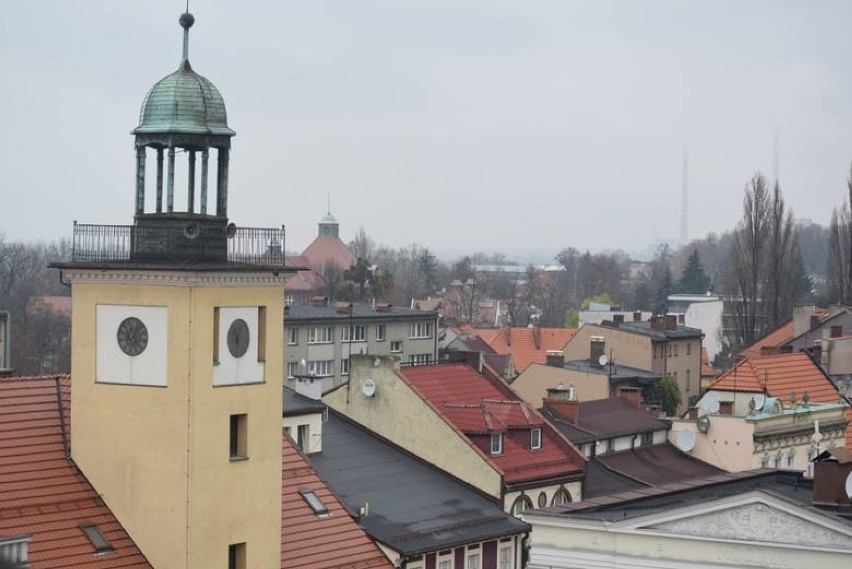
[[828, 166, 852, 304], [764, 181, 796, 328]]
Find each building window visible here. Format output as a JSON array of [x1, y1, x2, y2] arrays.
[[286, 361, 298, 379], [409, 321, 433, 339], [438, 560, 452, 569], [511, 495, 532, 517], [830, 325, 842, 338], [761, 454, 770, 468], [773, 454, 782, 469], [297, 424, 310, 452], [228, 543, 246, 569], [307, 360, 333, 377], [341, 358, 350, 376], [342, 325, 366, 342], [307, 326, 333, 344], [787, 451, 796, 468], [285, 294, 295, 306], [287, 327, 298, 345], [673, 344, 678, 356], [490, 433, 503, 455], [230, 414, 247, 460], [667, 344, 672, 357], [81, 525, 113, 553], [0, 536, 31, 566], [686, 342, 691, 356], [390, 340, 402, 353], [551, 488, 572, 506], [719, 401, 733, 415], [408, 354, 431, 366], [530, 428, 542, 450], [376, 324, 386, 341], [300, 489, 330, 516], [499, 546, 512, 569], [642, 431, 653, 445], [467, 552, 481, 569]]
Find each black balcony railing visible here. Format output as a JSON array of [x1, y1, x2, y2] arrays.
[[71, 222, 285, 266]]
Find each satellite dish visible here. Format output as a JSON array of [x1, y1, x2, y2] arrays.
[[702, 391, 721, 414], [845, 472, 852, 500], [676, 429, 696, 452], [751, 394, 766, 412], [225, 223, 237, 238], [361, 378, 377, 398], [696, 415, 711, 434], [598, 354, 609, 367]]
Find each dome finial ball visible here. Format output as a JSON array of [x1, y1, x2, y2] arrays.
[[179, 12, 195, 30]]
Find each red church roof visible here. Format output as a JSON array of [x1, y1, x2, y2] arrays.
[[282, 435, 392, 569], [301, 235, 356, 274], [0, 376, 152, 568], [400, 364, 585, 484]]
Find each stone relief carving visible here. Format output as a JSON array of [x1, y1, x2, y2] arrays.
[[647, 502, 852, 549]]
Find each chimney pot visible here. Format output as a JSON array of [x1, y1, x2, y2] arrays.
[[546, 350, 565, 368], [617, 386, 642, 410]]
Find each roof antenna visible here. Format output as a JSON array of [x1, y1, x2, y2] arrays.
[[327, 192, 331, 214], [179, 3, 195, 64]]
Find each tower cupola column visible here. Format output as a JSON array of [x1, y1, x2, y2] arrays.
[[167, 145, 176, 212], [216, 148, 230, 217], [135, 146, 146, 215], [156, 148, 164, 213], [200, 149, 209, 214], [187, 150, 196, 212]]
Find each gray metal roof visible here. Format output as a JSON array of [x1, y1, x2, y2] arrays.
[[307, 411, 529, 555], [283, 386, 326, 416], [285, 303, 438, 322], [564, 360, 662, 381], [600, 320, 704, 340]]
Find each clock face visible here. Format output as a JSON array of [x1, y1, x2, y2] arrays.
[[227, 318, 250, 358], [116, 317, 149, 356]]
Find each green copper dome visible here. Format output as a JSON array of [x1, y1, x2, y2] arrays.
[[133, 60, 235, 137]]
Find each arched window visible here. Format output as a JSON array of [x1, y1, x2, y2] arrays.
[[551, 488, 572, 506], [511, 495, 533, 517], [537, 492, 547, 508]]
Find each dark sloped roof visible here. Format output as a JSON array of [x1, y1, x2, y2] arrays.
[[600, 320, 703, 340], [544, 397, 668, 441], [307, 411, 529, 555], [596, 444, 723, 487], [583, 459, 648, 497], [282, 434, 393, 569], [283, 386, 326, 416], [0, 376, 152, 568]]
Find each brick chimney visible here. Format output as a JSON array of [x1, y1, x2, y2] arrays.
[[544, 384, 579, 424], [590, 336, 606, 367], [545, 350, 565, 368], [650, 316, 664, 330], [792, 304, 817, 338], [664, 315, 677, 330], [617, 386, 642, 409]]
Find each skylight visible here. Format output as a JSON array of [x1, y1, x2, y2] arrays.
[[80, 524, 113, 553], [300, 489, 330, 516]]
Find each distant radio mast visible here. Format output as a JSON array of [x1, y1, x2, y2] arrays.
[[680, 143, 688, 245]]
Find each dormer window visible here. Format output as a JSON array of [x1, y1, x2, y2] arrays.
[[530, 428, 542, 450], [490, 433, 503, 455]]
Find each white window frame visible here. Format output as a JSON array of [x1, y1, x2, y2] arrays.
[[498, 545, 512, 569], [390, 340, 403, 353], [341, 358, 350, 376], [409, 321, 433, 339], [307, 360, 333, 377], [342, 324, 366, 342], [408, 353, 431, 366], [286, 361, 298, 379], [376, 324, 386, 341], [530, 428, 542, 450], [490, 433, 503, 455], [307, 326, 334, 344], [287, 327, 298, 345], [467, 551, 481, 569]]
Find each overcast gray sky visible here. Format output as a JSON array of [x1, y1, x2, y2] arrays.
[[2, 1, 851, 259]]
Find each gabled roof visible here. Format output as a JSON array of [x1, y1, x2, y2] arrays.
[[400, 364, 584, 485], [709, 353, 839, 402], [307, 411, 529, 555], [739, 321, 794, 359], [0, 376, 152, 568], [301, 235, 355, 273], [282, 434, 392, 569], [477, 327, 577, 373], [542, 397, 668, 441]]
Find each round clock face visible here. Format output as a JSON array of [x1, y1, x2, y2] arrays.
[[227, 319, 250, 358], [117, 317, 149, 356]]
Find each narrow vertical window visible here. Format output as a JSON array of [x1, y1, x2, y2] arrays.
[[530, 428, 542, 450], [490, 433, 503, 455], [228, 543, 246, 569], [257, 306, 266, 362], [230, 414, 247, 460], [213, 307, 221, 364]]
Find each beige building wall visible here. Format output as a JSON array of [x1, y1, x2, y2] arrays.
[[504, 481, 582, 513], [324, 355, 503, 498], [511, 364, 609, 409], [69, 271, 284, 569], [563, 325, 652, 371]]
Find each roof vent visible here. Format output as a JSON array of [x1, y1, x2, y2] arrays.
[[312, 296, 329, 306], [375, 302, 392, 312]]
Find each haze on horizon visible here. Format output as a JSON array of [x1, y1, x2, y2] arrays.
[[2, 0, 851, 260]]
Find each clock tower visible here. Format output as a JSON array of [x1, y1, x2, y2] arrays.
[[53, 11, 290, 569]]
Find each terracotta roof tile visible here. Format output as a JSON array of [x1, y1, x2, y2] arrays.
[[0, 376, 151, 568], [739, 322, 794, 359], [282, 436, 392, 569], [477, 327, 577, 373], [400, 364, 584, 485]]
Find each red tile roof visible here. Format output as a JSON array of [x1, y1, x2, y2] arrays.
[[282, 436, 392, 569], [739, 322, 794, 359], [301, 235, 356, 274], [400, 364, 584, 484], [0, 376, 151, 568], [709, 353, 852, 448], [476, 327, 577, 373]]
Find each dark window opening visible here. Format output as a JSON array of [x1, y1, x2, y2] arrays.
[[230, 414, 248, 460], [80, 525, 113, 553]]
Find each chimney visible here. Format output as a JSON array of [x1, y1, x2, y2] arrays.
[[545, 350, 565, 368], [589, 336, 606, 367], [544, 383, 579, 424], [664, 314, 677, 330], [650, 316, 664, 330], [617, 386, 642, 410], [335, 301, 353, 314], [506, 326, 512, 347], [792, 304, 817, 338], [812, 449, 852, 506], [375, 302, 392, 312], [532, 323, 541, 350], [613, 314, 625, 325], [633, 310, 642, 322], [312, 295, 329, 306]]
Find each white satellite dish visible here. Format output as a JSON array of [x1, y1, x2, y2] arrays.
[[702, 391, 721, 414], [845, 472, 852, 500], [751, 394, 766, 412], [676, 429, 696, 452], [598, 354, 609, 367], [361, 378, 377, 398]]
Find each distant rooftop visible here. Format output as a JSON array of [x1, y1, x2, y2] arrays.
[[599, 319, 704, 340], [285, 302, 437, 321]]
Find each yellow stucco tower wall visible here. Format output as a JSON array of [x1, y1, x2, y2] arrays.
[[68, 270, 284, 569]]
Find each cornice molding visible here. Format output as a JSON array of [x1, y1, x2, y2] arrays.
[[61, 268, 287, 287]]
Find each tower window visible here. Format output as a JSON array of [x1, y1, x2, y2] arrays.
[[230, 414, 247, 460], [228, 543, 246, 569]]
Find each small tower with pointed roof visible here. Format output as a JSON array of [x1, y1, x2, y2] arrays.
[[318, 210, 340, 238]]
